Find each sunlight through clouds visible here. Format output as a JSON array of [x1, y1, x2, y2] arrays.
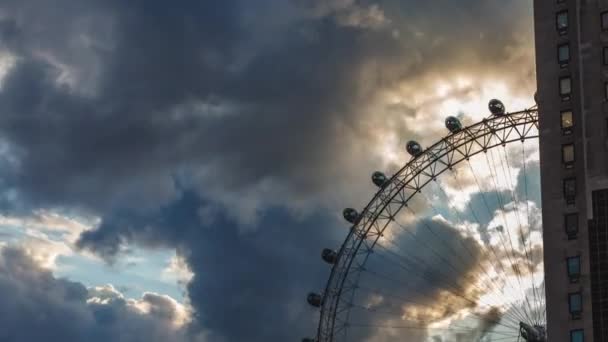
[[0, 51, 15, 90]]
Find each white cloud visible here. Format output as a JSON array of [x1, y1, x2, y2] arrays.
[[0, 51, 16, 90], [0, 210, 98, 268], [0, 245, 201, 341], [162, 253, 194, 287], [335, 4, 390, 29]]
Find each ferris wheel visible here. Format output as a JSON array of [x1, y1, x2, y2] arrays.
[[304, 100, 546, 342]]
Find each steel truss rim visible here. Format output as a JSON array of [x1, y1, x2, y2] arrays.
[[317, 108, 540, 342]]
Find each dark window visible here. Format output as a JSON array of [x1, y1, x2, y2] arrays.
[[603, 11, 608, 30], [605, 82, 608, 100], [604, 47, 608, 65], [569, 292, 582, 319], [567, 256, 581, 282], [557, 11, 569, 34], [563, 143, 575, 168], [560, 77, 572, 100], [561, 110, 573, 134], [565, 213, 579, 239], [559, 44, 570, 66], [571, 329, 584, 342], [564, 178, 576, 205]]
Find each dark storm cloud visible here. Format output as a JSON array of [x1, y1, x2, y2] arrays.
[[0, 246, 194, 342], [0, 0, 534, 216], [0, 0, 536, 341], [79, 190, 345, 341], [0, 0, 399, 215]]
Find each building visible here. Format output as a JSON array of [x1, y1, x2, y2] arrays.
[[535, 1, 608, 341]]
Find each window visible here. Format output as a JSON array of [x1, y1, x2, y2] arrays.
[[565, 213, 579, 239], [602, 11, 608, 30], [569, 292, 582, 319], [563, 143, 575, 168], [564, 178, 576, 205], [557, 11, 569, 34], [571, 329, 584, 342], [604, 47, 608, 65], [605, 82, 608, 100], [561, 110, 573, 134], [559, 44, 570, 66], [567, 256, 581, 282], [560, 77, 572, 100]]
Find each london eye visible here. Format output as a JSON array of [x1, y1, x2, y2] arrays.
[[305, 100, 546, 342]]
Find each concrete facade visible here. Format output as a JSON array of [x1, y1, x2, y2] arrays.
[[535, 0, 608, 341]]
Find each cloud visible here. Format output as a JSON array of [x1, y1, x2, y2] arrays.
[[298, 0, 390, 29], [162, 253, 194, 287], [0, 245, 200, 342], [0, 210, 97, 268], [0, 0, 535, 221], [0, 0, 539, 341]]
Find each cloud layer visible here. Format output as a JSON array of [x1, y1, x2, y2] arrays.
[[0, 246, 197, 342], [0, 0, 538, 341]]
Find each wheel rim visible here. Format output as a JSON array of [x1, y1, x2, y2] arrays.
[[314, 108, 544, 342]]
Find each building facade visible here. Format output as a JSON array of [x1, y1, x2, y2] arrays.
[[535, 1, 608, 341]]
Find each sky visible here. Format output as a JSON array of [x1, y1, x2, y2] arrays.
[[0, 1, 541, 341]]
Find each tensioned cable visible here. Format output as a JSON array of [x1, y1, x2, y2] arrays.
[[489, 335, 522, 342], [434, 166, 533, 325], [484, 147, 537, 325], [367, 243, 527, 325], [431, 172, 532, 323], [393, 209, 525, 313], [490, 145, 543, 327], [345, 208, 524, 333], [417, 185, 517, 305], [498, 143, 543, 326], [459, 160, 537, 328], [355, 285, 522, 330], [369, 241, 526, 326], [349, 303, 519, 335], [521, 140, 546, 327], [347, 323, 520, 340]]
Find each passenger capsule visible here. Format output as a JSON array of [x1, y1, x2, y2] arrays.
[[343, 208, 359, 224], [406, 140, 423, 157], [322, 249, 338, 264], [488, 99, 506, 116], [445, 116, 462, 133], [372, 171, 388, 188], [307, 293, 322, 307]]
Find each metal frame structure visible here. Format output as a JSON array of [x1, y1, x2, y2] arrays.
[[316, 108, 540, 341]]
